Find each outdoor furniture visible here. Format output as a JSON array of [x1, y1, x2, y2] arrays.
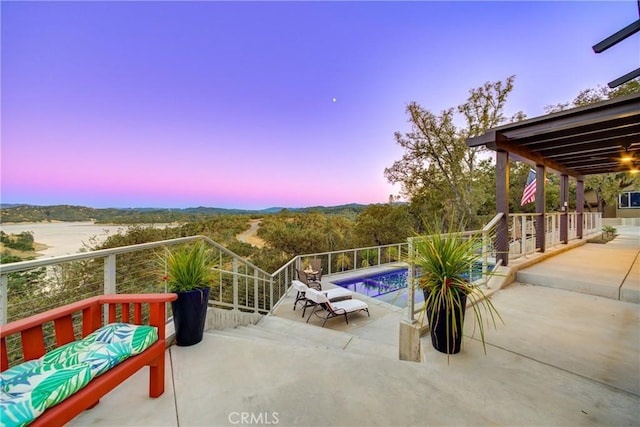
[[304, 288, 370, 327], [309, 259, 323, 281], [291, 280, 353, 317], [297, 268, 321, 290], [0, 293, 177, 427]]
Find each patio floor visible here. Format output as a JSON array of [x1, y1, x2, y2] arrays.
[[69, 226, 640, 426]]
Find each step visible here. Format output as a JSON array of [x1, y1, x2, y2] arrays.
[[206, 313, 400, 360], [258, 315, 399, 360], [223, 324, 331, 348]]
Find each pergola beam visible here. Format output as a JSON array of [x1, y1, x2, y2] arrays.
[[492, 137, 583, 179], [609, 67, 640, 89], [592, 19, 640, 53]]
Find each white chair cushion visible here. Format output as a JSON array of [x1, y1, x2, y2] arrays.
[[304, 287, 324, 304], [323, 287, 352, 300], [292, 280, 308, 292], [331, 299, 368, 314]]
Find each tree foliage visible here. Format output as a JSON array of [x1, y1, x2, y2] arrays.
[[545, 80, 640, 211], [385, 76, 524, 227], [257, 211, 353, 256], [0, 231, 35, 251], [352, 204, 414, 246]]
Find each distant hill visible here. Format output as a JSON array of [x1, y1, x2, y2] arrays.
[[0, 203, 372, 224]]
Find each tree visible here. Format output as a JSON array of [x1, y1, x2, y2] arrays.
[[352, 204, 414, 246], [385, 76, 524, 228], [257, 212, 354, 256], [545, 80, 640, 212], [544, 80, 640, 113]]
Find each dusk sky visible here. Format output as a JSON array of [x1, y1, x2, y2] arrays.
[[1, 1, 638, 210]]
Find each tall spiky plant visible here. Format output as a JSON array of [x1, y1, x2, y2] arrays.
[[412, 222, 502, 355], [164, 241, 212, 292]]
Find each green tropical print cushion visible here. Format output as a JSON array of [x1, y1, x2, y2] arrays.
[[0, 323, 158, 427], [0, 363, 93, 427]]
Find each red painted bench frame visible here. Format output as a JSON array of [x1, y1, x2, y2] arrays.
[[0, 293, 177, 427]]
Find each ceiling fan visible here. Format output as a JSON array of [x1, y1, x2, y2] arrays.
[[614, 143, 640, 173], [614, 142, 640, 164], [587, 142, 640, 172]]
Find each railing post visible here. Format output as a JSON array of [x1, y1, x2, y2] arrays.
[[520, 216, 527, 257], [104, 254, 116, 295], [0, 273, 7, 325], [269, 276, 274, 313], [353, 249, 357, 271], [232, 258, 239, 311], [407, 238, 415, 323], [482, 230, 489, 288], [103, 254, 116, 325], [254, 270, 259, 313], [328, 253, 332, 275]]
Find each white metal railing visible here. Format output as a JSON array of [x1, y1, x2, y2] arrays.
[[508, 212, 601, 260], [0, 212, 601, 328], [0, 236, 276, 326], [270, 243, 409, 312], [0, 237, 408, 326]]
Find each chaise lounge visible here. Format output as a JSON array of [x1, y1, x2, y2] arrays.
[[304, 287, 369, 327], [291, 280, 353, 317]]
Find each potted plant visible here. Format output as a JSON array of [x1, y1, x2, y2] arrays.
[[412, 224, 502, 355], [162, 241, 213, 346]]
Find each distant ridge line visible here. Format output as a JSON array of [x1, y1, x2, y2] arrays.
[[0, 202, 406, 224]]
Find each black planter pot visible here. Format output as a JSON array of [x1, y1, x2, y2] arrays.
[[171, 287, 210, 346], [424, 290, 467, 354]]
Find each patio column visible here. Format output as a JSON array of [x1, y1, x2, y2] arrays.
[[535, 164, 546, 252], [496, 150, 510, 266], [576, 179, 584, 239], [560, 174, 569, 244]]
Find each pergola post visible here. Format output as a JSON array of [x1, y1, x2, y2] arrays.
[[560, 174, 569, 244], [496, 150, 510, 266], [577, 179, 584, 239], [535, 164, 546, 252]]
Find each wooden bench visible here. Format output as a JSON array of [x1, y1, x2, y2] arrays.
[[0, 293, 177, 427]]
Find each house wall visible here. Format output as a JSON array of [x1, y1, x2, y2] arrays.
[[616, 207, 640, 218]]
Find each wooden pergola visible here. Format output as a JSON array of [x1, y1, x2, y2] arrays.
[[466, 93, 640, 266]]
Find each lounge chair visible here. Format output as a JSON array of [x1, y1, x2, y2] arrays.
[[304, 287, 370, 327], [297, 268, 321, 290], [310, 259, 323, 281], [291, 280, 353, 317]]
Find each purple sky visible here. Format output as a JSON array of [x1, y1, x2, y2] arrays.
[[1, 1, 638, 210]]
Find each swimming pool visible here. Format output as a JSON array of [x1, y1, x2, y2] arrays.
[[332, 264, 492, 308], [332, 269, 420, 307]]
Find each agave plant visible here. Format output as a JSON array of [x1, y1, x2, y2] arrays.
[[411, 223, 502, 355]]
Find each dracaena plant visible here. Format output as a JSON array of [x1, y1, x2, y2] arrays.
[[411, 220, 502, 355]]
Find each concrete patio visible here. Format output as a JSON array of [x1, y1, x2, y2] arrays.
[[69, 226, 640, 426]]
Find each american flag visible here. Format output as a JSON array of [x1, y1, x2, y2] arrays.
[[520, 169, 536, 205]]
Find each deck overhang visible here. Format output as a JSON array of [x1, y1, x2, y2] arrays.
[[466, 93, 640, 266], [467, 93, 640, 178]]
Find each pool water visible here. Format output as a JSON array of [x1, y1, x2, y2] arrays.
[[332, 264, 491, 308], [332, 269, 422, 307]]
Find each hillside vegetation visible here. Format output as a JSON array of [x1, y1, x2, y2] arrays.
[[0, 203, 369, 224]]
